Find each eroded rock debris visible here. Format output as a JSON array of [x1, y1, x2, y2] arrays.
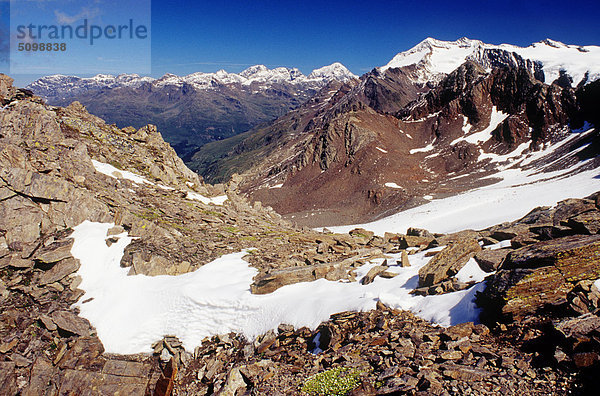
[[1, 74, 599, 394]]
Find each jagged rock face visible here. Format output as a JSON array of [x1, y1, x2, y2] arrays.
[[357, 65, 431, 114], [577, 79, 600, 127], [403, 61, 580, 148]]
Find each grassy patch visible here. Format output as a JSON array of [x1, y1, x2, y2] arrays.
[[301, 367, 362, 395], [202, 209, 224, 218]]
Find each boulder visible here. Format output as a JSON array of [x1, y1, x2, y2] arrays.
[[349, 228, 375, 240], [418, 239, 481, 287], [0, 168, 74, 202], [399, 250, 410, 267], [51, 310, 92, 336], [510, 232, 540, 248], [59, 369, 148, 396], [564, 211, 600, 235], [34, 239, 74, 264], [407, 227, 434, 238], [474, 249, 510, 272], [57, 336, 104, 369], [554, 313, 600, 339], [0, 254, 34, 269], [502, 234, 600, 270], [479, 235, 600, 320], [404, 235, 435, 248], [251, 262, 348, 294], [39, 314, 57, 331], [552, 198, 596, 225], [102, 360, 151, 378], [38, 257, 80, 285], [22, 356, 57, 396], [361, 265, 388, 285], [219, 367, 247, 396], [433, 230, 480, 246]]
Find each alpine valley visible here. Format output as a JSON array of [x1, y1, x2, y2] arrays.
[[28, 63, 357, 158], [1, 36, 599, 395]]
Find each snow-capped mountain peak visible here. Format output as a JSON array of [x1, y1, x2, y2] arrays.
[[380, 37, 488, 83], [308, 62, 357, 81], [30, 61, 357, 97], [239, 65, 269, 78], [381, 37, 600, 86]]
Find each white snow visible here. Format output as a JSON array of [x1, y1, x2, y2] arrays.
[[451, 106, 508, 146], [462, 115, 473, 134], [375, 146, 388, 153], [307, 62, 358, 82], [92, 160, 153, 186], [382, 37, 485, 83], [328, 129, 600, 235], [423, 195, 433, 200], [92, 159, 226, 204], [269, 183, 284, 189], [381, 37, 600, 86], [385, 182, 402, 189], [91, 159, 178, 192], [507, 39, 600, 86], [479, 142, 530, 164], [409, 142, 435, 154], [486, 240, 512, 250], [186, 191, 228, 206], [71, 221, 484, 354], [455, 258, 489, 283]]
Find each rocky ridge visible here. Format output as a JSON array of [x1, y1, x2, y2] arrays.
[[2, 74, 600, 394]]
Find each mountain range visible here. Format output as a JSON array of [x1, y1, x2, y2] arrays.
[[28, 63, 357, 157], [3, 70, 600, 394], [189, 37, 600, 226], [27, 37, 600, 228]]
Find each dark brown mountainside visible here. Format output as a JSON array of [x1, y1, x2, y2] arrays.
[[193, 59, 599, 227]]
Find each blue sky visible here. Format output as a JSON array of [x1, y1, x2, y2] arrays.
[[4, 0, 600, 86]]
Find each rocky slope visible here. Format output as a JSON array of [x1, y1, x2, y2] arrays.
[[27, 64, 357, 158], [195, 38, 600, 227], [2, 74, 600, 395]]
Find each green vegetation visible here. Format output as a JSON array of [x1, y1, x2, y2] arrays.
[[108, 159, 123, 170], [201, 209, 224, 218], [301, 367, 363, 395]]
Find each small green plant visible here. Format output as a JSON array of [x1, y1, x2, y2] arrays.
[[108, 159, 123, 170], [301, 367, 362, 395]]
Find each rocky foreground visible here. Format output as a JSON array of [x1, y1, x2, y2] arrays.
[[1, 74, 600, 395]]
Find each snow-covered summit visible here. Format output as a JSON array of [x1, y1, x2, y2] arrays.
[[308, 62, 357, 82], [381, 37, 600, 86], [380, 37, 487, 79]]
